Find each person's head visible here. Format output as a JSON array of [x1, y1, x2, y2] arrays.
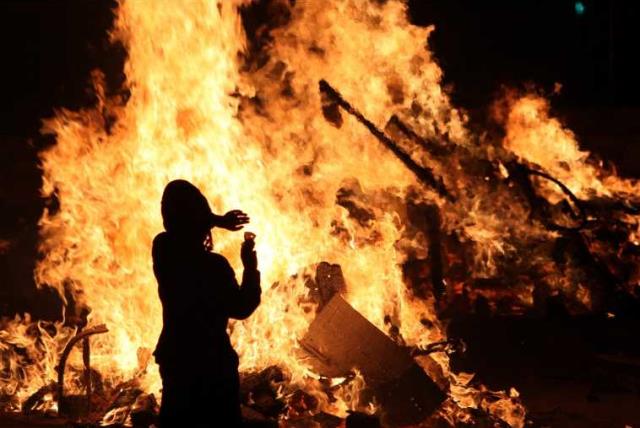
[[161, 180, 213, 245]]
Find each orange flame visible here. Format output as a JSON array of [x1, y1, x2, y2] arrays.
[[35, 0, 457, 400], [12, 1, 640, 426]]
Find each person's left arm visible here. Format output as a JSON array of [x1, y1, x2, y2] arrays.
[[215, 245, 261, 320]]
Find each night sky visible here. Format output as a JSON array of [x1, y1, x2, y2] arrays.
[[411, 0, 640, 109]]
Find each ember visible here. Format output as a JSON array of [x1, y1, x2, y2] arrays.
[[1, 0, 639, 427]]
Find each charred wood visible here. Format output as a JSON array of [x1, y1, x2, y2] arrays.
[[386, 114, 453, 158], [129, 393, 158, 428], [100, 384, 143, 427], [335, 183, 376, 227], [403, 202, 446, 302], [286, 389, 319, 417], [414, 354, 449, 392], [424, 204, 445, 301], [240, 366, 286, 419], [240, 365, 284, 396], [313, 262, 346, 309], [505, 161, 586, 232], [318, 80, 452, 201], [21, 383, 56, 416], [409, 339, 464, 359], [401, 258, 431, 300], [552, 231, 619, 313]]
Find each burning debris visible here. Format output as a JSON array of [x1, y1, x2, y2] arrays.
[[300, 293, 445, 426], [2, 263, 523, 427], [1, 0, 640, 426], [56, 324, 109, 418], [319, 77, 640, 316]]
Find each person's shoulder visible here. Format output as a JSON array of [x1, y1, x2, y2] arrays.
[[207, 252, 234, 270], [152, 232, 171, 256], [152, 232, 170, 247], [207, 252, 230, 263]]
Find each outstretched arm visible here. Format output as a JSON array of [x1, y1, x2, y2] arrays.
[[211, 210, 250, 231]]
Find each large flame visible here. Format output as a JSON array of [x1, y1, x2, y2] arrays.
[[4, 0, 640, 425], [35, 0, 458, 399]]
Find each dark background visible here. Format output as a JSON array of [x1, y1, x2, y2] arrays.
[[0, 0, 639, 314], [411, 0, 640, 109]]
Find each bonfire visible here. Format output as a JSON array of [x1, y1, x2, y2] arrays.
[[1, 1, 639, 427]]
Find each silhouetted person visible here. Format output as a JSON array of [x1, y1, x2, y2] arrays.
[[153, 180, 261, 428]]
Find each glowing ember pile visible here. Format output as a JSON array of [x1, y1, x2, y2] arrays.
[[2, 0, 640, 426]]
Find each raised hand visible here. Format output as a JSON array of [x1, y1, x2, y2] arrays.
[[214, 210, 250, 231], [241, 234, 258, 271]]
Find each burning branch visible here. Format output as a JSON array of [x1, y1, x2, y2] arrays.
[[505, 162, 587, 232], [319, 80, 453, 201], [56, 324, 109, 417], [388, 110, 587, 233], [387, 114, 453, 158]]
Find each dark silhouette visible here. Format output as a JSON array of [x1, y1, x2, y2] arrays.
[[152, 180, 261, 428]]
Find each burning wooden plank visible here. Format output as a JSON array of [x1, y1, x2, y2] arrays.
[[319, 79, 452, 202], [300, 294, 445, 426]]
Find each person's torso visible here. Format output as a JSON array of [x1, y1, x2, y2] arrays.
[[153, 233, 238, 372]]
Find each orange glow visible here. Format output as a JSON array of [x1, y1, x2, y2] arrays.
[[5, 0, 638, 426]]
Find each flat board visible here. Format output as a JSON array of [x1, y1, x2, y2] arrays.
[[300, 294, 412, 384], [299, 295, 446, 424]]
